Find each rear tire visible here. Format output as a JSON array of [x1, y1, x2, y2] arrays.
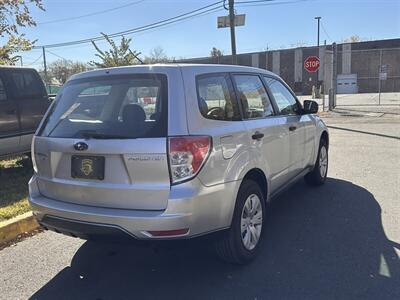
[[215, 179, 265, 264], [305, 138, 328, 186]]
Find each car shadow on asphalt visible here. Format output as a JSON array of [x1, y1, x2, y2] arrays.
[[30, 178, 400, 300], [327, 126, 400, 140]]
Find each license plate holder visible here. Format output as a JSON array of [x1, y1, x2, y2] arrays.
[[71, 155, 105, 180]]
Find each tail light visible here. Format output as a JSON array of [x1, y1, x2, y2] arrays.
[[168, 136, 211, 184]]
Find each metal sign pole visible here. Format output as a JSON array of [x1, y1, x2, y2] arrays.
[[332, 43, 337, 109], [228, 0, 237, 64], [378, 49, 382, 105]]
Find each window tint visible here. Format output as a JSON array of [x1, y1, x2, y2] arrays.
[[264, 77, 299, 115], [0, 78, 6, 101], [40, 75, 167, 139], [233, 75, 274, 119], [11, 70, 44, 98], [197, 75, 240, 121]]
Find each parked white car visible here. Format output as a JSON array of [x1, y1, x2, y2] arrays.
[[29, 64, 328, 264]]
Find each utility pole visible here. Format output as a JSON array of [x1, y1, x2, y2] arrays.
[[228, 0, 237, 64], [15, 56, 23, 66], [315, 16, 321, 47], [42, 46, 48, 88]]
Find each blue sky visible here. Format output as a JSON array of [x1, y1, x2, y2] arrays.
[[16, 0, 400, 68]]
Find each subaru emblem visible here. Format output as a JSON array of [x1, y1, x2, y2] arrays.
[[74, 142, 88, 151]]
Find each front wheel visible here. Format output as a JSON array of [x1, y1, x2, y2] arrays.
[[214, 180, 265, 264], [305, 138, 328, 186]]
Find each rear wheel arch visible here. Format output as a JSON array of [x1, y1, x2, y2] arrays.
[[216, 174, 267, 264], [241, 168, 268, 203]]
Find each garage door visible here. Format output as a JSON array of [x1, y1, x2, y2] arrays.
[[337, 74, 358, 94]]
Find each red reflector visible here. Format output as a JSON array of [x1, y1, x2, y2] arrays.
[[148, 228, 189, 237]]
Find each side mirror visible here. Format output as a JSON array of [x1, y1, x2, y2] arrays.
[[303, 100, 318, 114]]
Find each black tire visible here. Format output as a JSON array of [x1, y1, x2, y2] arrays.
[[215, 179, 266, 264], [305, 138, 328, 186]]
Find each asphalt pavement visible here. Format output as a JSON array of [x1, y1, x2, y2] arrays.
[[1, 105, 399, 300]]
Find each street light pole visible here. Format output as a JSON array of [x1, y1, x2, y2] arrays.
[[315, 16, 321, 47], [228, 0, 237, 64], [15, 56, 23, 66]]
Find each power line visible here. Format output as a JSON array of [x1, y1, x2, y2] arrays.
[[25, 54, 43, 66], [33, 1, 224, 49], [46, 50, 69, 60], [37, 0, 147, 25], [105, 6, 222, 39], [33, 6, 224, 53], [236, 0, 275, 4], [236, 0, 312, 7], [32, 0, 309, 50], [321, 21, 333, 42]]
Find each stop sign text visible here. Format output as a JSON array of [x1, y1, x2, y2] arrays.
[[304, 56, 320, 73]]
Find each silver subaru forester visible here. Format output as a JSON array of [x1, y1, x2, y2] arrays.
[[29, 64, 328, 264]]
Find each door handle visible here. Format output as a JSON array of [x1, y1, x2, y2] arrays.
[[289, 126, 297, 132], [252, 132, 264, 140]]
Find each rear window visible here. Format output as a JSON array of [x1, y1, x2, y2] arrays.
[[40, 74, 167, 139], [10, 70, 45, 98], [0, 78, 7, 101]]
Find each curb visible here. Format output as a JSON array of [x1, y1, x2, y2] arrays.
[[0, 212, 40, 245]]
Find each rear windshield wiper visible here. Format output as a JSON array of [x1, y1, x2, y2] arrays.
[[80, 132, 135, 139]]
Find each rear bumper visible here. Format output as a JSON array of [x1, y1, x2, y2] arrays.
[[29, 175, 239, 239], [38, 215, 135, 241]]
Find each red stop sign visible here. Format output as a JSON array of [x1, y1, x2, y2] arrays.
[[304, 56, 320, 72]]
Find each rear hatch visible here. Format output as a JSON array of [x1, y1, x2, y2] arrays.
[[33, 73, 170, 210]]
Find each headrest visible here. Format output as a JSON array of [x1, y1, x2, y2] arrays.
[[122, 104, 146, 122]]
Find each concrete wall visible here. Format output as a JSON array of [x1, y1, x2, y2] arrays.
[[177, 38, 400, 94]]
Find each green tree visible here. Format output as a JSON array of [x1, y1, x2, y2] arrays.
[[90, 33, 142, 68], [0, 0, 44, 65], [48, 59, 88, 84]]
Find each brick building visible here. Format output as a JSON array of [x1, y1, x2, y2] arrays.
[[178, 38, 400, 95]]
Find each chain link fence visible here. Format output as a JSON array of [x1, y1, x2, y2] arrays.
[[311, 46, 400, 110]]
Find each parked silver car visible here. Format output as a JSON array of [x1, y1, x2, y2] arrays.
[[29, 64, 328, 264]]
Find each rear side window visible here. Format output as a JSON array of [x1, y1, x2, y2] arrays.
[[196, 74, 241, 121], [0, 78, 6, 101], [10, 70, 44, 98], [233, 75, 274, 119], [40, 74, 168, 139], [264, 77, 300, 115]]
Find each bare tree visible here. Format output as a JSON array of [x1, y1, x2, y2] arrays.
[[48, 59, 88, 84], [342, 35, 362, 43], [144, 47, 173, 63], [210, 47, 223, 57], [290, 41, 308, 48]]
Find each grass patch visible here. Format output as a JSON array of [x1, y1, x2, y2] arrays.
[[0, 156, 33, 222]]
